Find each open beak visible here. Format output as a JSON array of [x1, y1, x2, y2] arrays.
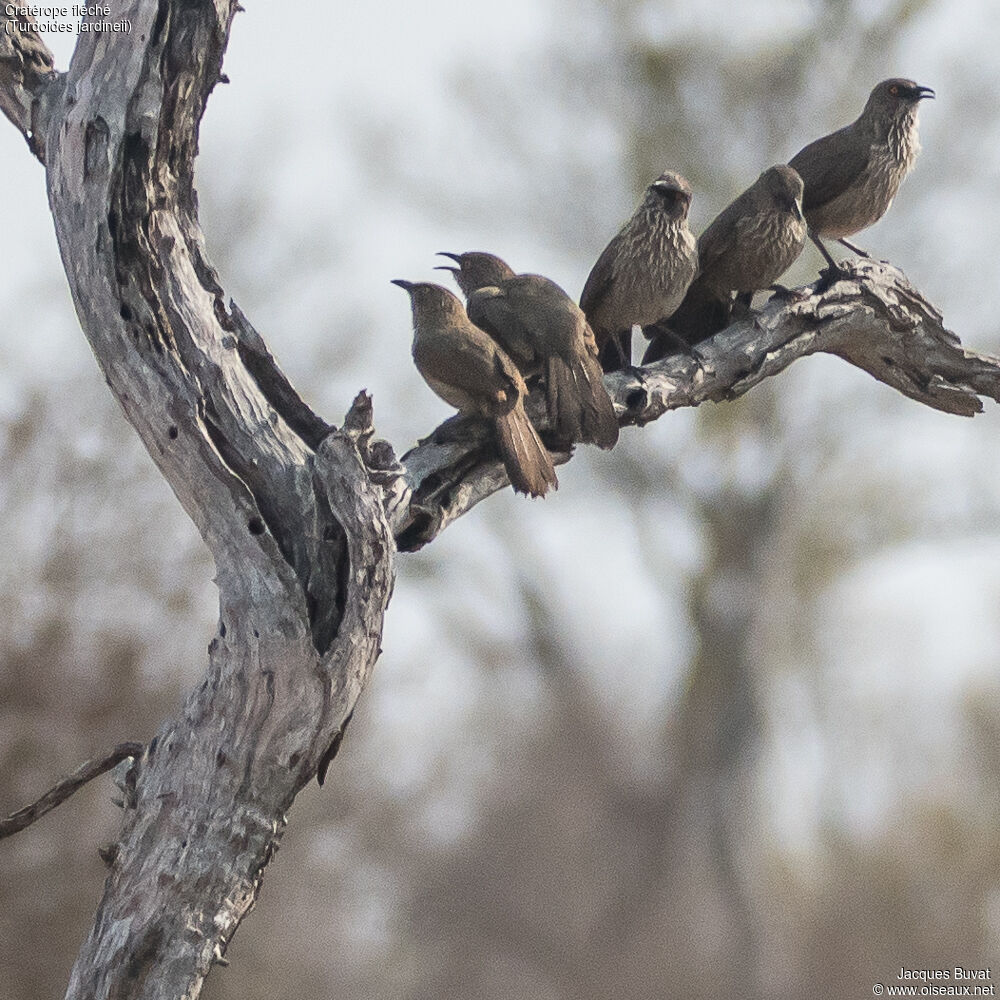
[[914, 85, 935, 101], [436, 252, 463, 264]]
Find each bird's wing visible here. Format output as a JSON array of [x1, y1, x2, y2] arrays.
[[789, 123, 870, 213], [505, 277, 588, 359], [696, 194, 748, 273], [414, 324, 520, 407], [578, 234, 623, 320], [467, 288, 536, 364]]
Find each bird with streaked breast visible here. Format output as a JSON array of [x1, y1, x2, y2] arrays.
[[643, 165, 807, 362], [392, 279, 558, 498], [579, 170, 699, 371], [436, 251, 618, 450], [789, 77, 934, 277]]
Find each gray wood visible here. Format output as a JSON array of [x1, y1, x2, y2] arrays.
[[3, 7, 395, 998], [2, 7, 998, 998], [395, 258, 1000, 548]]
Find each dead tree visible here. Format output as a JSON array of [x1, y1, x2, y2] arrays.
[[1, 5, 998, 997]]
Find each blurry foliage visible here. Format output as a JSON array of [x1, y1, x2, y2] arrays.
[[2, 1, 1000, 998]]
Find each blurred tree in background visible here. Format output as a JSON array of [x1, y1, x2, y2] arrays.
[[1, 1, 998, 997]]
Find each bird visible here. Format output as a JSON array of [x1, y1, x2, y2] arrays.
[[642, 165, 807, 362], [789, 77, 934, 279], [392, 279, 558, 498], [436, 251, 619, 450], [579, 170, 698, 371]]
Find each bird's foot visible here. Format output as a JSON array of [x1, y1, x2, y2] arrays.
[[768, 283, 810, 303], [640, 321, 705, 365], [814, 264, 854, 294]]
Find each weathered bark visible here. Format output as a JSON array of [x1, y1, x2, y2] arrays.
[[0, 742, 143, 838], [6, 5, 396, 997], [1, 4, 999, 998], [0, 10, 62, 159], [394, 258, 1000, 549]]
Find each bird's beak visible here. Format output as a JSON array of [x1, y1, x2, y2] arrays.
[[436, 252, 463, 264], [791, 198, 804, 222], [433, 265, 459, 275], [390, 279, 414, 291], [914, 85, 935, 101]]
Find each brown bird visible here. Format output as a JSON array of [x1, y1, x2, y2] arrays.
[[579, 170, 698, 371], [643, 165, 807, 362], [790, 77, 934, 277], [392, 279, 558, 498], [436, 251, 619, 450]]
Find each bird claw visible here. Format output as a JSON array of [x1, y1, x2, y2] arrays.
[[768, 283, 810, 303], [814, 265, 853, 294]]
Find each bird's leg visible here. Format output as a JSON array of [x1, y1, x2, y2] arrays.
[[599, 329, 632, 372], [837, 237, 870, 257], [640, 321, 705, 364], [730, 290, 755, 322], [809, 231, 852, 291], [810, 232, 841, 270]]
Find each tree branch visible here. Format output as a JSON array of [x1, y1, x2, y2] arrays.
[[392, 258, 1000, 550], [0, 742, 144, 839], [2, 1, 997, 995], [612, 258, 1000, 422], [0, 13, 62, 160], [10, 3, 397, 995]]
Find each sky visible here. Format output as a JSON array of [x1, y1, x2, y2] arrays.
[[3, 1, 1000, 993], [1, 0, 998, 842]]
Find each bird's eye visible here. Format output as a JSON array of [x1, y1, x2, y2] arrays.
[[889, 84, 899, 96]]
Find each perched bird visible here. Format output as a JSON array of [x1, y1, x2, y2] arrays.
[[392, 280, 558, 498], [789, 77, 934, 276], [643, 165, 807, 362], [579, 170, 698, 371], [436, 251, 619, 450]]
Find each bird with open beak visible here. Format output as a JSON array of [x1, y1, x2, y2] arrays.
[[436, 251, 618, 450]]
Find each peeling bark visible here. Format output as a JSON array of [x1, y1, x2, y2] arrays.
[[5, 6, 395, 997], [394, 259, 1000, 549], [0, 10, 61, 159], [1, 4, 997, 997]]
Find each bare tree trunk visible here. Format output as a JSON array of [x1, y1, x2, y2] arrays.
[[7, 5, 396, 996], [3, 4, 1000, 997]]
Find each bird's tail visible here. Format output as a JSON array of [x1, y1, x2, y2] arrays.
[[546, 354, 619, 450], [642, 279, 730, 364], [494, 402, 558, 498]]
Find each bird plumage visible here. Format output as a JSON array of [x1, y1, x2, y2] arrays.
[[790, 78, 933, 263], [440, 254, 618, 450], [644, 165, 807, 360], [393, 280, 558, 497], [580, 171, 698, 371]]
